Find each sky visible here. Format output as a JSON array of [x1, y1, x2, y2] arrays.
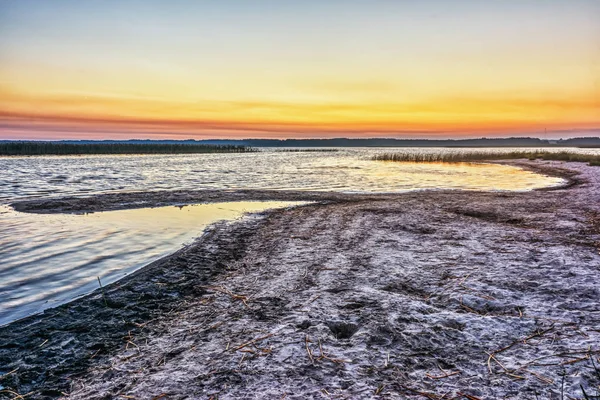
[[0, 0, 599, 140]]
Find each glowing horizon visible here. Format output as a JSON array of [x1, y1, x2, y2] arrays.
[[1, 1, 599, 140]]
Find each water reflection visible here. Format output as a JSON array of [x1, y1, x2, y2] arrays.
[[0, 148, 570, 203], [0, 201, 304, 326]]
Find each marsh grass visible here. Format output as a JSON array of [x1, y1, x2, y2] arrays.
[[373, 151, 600, 166], [0, 142, 255, 156], [273, 148, 339, 152]]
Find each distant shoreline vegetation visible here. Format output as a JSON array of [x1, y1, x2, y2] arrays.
[[0, 142, 255, 156], [2, 137, 600, 149], [373, 151, 600, 166], [270, 148, 339, 152]]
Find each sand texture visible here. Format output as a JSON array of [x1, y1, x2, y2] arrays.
[[1, 161, 599, 399]]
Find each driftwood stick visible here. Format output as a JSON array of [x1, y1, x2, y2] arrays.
[[231, 334, 274, 352]]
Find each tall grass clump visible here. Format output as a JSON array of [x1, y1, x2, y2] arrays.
[[0, 142, 255, 156], [373, 151, 600, 166]]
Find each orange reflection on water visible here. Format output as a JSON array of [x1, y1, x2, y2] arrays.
[[339, 159, 564, 192]]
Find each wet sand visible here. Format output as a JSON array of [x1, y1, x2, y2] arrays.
[[1, 161, 599, 399]]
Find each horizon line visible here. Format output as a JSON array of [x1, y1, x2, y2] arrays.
[[3, 136, 600, 142]]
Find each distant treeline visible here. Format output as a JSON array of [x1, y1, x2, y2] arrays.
[[237, 137, 600, 148], [14, 136, 599, 148], [2, 137, 600, 153], [0, 142, 255, 156]]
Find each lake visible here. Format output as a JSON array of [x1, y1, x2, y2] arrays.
[[0, 147, 593, 325]]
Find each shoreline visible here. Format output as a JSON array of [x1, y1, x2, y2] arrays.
[[1, 160, 599, 399]]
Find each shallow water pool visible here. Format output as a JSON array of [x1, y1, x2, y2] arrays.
[[0, 201, 304, 326]]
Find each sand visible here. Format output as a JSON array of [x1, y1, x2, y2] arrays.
[[1, 160, 599, 399]]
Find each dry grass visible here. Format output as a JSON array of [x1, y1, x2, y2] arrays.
[[272, 148, 339, 152], [372, 151, 600, 166]]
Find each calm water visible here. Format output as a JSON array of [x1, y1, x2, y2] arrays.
[[0, 147, 592, 325], [0, 148, 579, 202], [0, 201, 304, 325]]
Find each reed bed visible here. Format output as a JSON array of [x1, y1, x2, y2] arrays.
[[0, 142, 255, 156], [373, 151, 600, 166], [272, 148, 339, 153]]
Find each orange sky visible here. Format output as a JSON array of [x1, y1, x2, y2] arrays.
[[1, 1, 599, 139]]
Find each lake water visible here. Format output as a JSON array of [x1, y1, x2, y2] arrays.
[[0, 147, 593, 325], [2, 147, 587, 202], [0, 201, 305, 326]]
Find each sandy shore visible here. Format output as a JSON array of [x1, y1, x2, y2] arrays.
[[1, 161, 599, 399]]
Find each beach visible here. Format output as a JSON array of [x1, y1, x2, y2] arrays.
[[1, 160, 599, 399]]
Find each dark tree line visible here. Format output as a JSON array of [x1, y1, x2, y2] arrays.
[[0, 142, 255, 156]]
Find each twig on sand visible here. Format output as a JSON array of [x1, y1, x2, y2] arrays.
[[305, 335, 314, 364], [459, 297, 486, 316], [425, 369, 461, 380], [90, 349, 101, 359], [486, 325, 558, 382], [458, 284, 496, 301], [306, 294, 321, 305], [231, 333, 274, 352], [517, 349, 599, 368], [522, 326, 555, 344], [425, 371, 460, 380], [557, 355, 590, 366], [132, 318, 156, 329], [522, 369, 554, 384], [0, 389, 34, 400], [398, 385, 445, 399], [297, 294, 322, 311], [488, 325, 555, 360], [201, 286, 250, 308], [456, 273, 472, 286], [304, 335, 351, 365], [0, 368, 18, 379], [123, 331, 141, 352], [125, 340, 140, 352], [486, 352, 525, 380], [97, 276, 108, 307]]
